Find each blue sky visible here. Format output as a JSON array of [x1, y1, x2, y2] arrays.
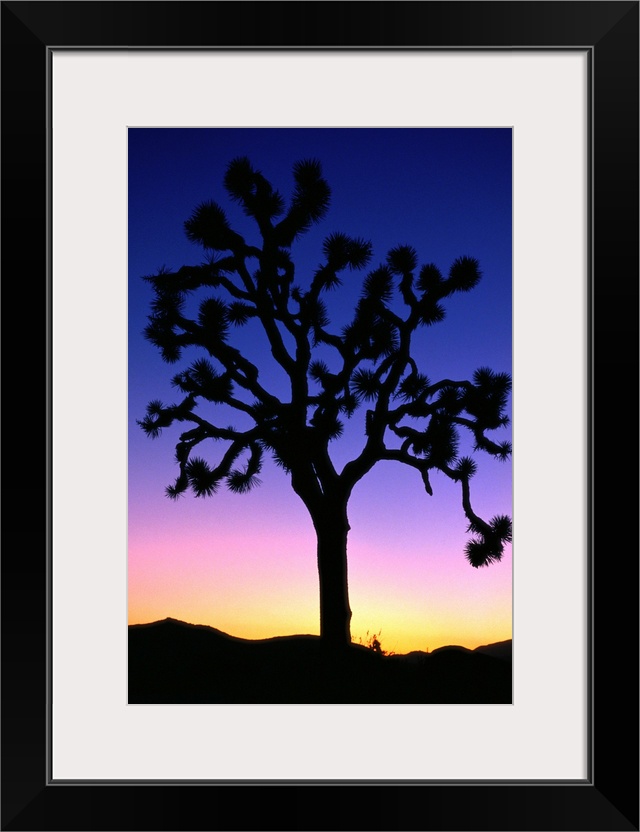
[[128, 127, 513, 652]]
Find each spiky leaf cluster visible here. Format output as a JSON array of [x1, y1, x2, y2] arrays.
[[351, 368, 379, 401], [344, 299, 400, 361], [171, 358, 233, 403], [361, 265, 393, 304], [227, 301, 255, 326], [448, 256, 482, 292], [465, 515, 512, 567], [387, 245, 418, 275], [395, 372, 430, 403], [184, 201, 244, 252], [226, 444, 263, 493], [462, 367, 512, 431], [323, 232, 373, 272], [420, 418, 459, 467], [138, 399, 171, 438], [274, 159, 332, 246], [224, 157, 286, 224]]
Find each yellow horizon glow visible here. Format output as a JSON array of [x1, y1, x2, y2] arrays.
[[128, 587, 512, 654]]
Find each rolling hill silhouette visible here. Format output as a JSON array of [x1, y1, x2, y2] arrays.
[[128, 618, 512, 704]]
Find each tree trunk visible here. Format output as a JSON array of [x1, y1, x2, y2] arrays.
[[313, 502, 352, 649]]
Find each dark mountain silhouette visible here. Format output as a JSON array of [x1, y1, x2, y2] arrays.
[[402, 639, 512, 663], [474, 639, 512, 661], [128, 618, 512, 704], [430, 644, 473, 656]]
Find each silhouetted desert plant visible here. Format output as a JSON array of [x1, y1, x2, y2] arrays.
[[357, 629, 388, 655], [140, 157, 512, 649]]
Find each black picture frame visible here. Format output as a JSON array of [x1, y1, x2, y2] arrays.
[[2, 2, 638, 830]]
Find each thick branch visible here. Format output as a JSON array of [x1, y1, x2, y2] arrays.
[[179, 413, 262, 444], [380, 447, 433, 495], [390, 379, 472, 422], [441, 463, 492, 536]]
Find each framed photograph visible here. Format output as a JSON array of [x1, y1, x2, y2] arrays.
[[2, 2, 638, 830]]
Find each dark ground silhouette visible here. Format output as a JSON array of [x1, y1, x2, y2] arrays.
[[128, 618, 512, 704]]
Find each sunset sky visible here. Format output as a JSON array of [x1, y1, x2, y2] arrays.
[[128, 127, 512, 654]]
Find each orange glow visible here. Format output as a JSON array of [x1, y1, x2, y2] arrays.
[[128, 533, 512, 653]]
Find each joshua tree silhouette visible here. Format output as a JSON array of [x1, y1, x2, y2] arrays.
[[139, 157, 512, 649]]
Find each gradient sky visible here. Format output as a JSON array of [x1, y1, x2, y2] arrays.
[[128, 128, 512, 654]]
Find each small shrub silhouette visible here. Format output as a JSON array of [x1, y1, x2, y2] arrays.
[[357, 629, 387, 655]]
